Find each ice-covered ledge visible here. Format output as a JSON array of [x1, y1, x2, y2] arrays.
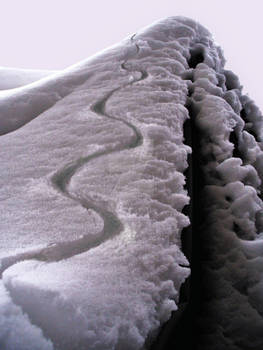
[[1, 16, 263, 350]]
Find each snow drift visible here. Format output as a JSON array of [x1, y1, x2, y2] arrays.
[[1, 16, 263, 350]]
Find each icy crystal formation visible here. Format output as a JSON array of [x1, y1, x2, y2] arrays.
[[0, 16, 263, 350]]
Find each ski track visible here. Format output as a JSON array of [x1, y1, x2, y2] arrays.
[[0, 35, 148, 276]]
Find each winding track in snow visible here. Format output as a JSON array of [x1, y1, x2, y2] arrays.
[[0, 36, 148, 275]]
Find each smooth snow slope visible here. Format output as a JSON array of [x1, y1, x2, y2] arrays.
[[1, 16, 263, 350], [0, 67, 58, 90]]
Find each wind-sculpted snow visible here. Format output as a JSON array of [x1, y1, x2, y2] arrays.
[[184, 47, 263, 348], [1, 16, 263, 350]]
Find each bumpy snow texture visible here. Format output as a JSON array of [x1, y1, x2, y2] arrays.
[[1, 16, 263, 350]]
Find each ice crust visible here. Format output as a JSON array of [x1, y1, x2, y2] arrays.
[[1, 16, 263, 350]]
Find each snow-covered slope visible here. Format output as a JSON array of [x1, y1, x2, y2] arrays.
[[1, 16, 263, 350], [0, 67, 58, 90], [0, 17, 192, 350]]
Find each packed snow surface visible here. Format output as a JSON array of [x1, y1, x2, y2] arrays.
[[1, 16, 263, 350]]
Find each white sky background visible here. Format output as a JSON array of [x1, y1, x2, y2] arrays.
[[2, 0, 262, 111]]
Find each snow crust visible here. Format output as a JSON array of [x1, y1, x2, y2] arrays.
[[1, 15, 263, 349]]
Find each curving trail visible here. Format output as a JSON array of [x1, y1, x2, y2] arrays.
[[0, 37, 148, 275]]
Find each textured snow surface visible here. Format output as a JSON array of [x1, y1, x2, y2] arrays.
[[0, 281, 53, 350], [0, 17, 194, 350], [1, 16, 263, 350], [186, 33, 263, 350]]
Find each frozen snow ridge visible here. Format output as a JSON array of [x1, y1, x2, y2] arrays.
[[1, 16, 263, 350]]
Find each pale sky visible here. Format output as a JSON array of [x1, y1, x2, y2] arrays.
[[2, 0, 263, 111]]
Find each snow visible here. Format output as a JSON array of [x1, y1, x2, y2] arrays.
[[0, 281, 53, 350], [0, 67, 58, 90], [188, 35, 263, 348], [0, 16, 193, 350], [1, 15, 263, 350]]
